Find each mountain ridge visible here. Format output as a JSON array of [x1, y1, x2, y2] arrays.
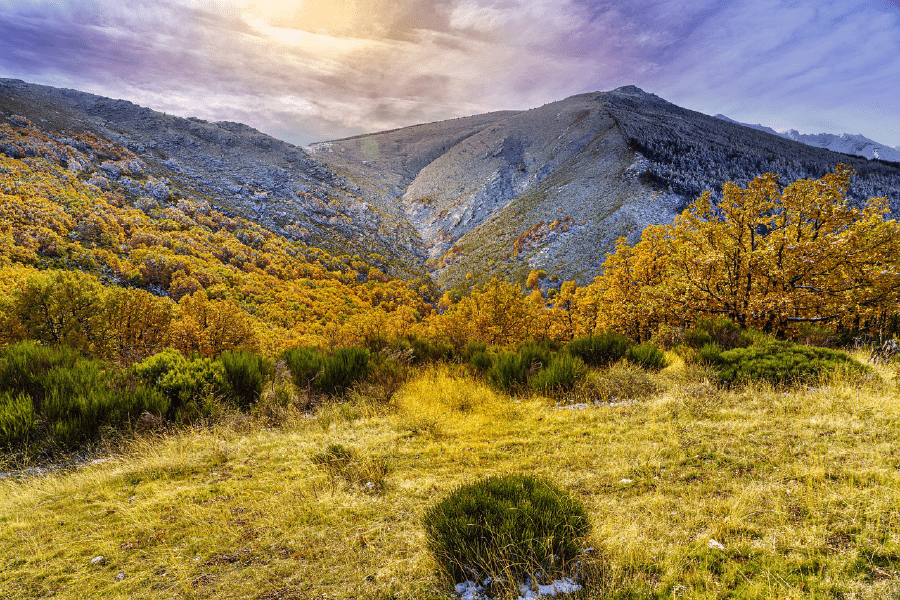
[[2, 78, 900, 293]]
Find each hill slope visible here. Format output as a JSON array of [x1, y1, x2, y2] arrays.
[[3, 79, 900, 292]]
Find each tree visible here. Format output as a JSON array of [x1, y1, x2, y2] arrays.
[[583, 166, 900, 335]]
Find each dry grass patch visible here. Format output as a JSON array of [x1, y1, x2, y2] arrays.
[[1, 363, 899, 598]]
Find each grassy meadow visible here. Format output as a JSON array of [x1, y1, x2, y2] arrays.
[[2, 353, 899, 599]]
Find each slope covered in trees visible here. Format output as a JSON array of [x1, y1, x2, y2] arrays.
[[0, 118, 431, 361]]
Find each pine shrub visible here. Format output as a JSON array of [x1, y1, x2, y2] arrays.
[[714, 341, 866, 386], [567, 331, 633, 367], [134, 349, 225, 419], [410, 337, 452, 364], [626, 343, 669, 370], [0, 391, 35, 446], [0, 342, 168, 447], [530, 353, 586, 395], [469, 351, 493, 374], [316, 346, 370, 395], [486, 351, 529, 392], [423, 474, 590, 583], [685, 318, 752, 350], [220, 350, 273, 408], [283, 346, 322, 391]]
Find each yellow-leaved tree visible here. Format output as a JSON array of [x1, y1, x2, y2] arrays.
[[579, 166, 900, 335]]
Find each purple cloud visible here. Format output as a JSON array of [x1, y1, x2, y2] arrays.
[[0, 0, 898, 147]]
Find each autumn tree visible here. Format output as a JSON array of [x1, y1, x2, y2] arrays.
[[583, 166, 900, 335]]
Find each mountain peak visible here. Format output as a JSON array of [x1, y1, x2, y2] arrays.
[[611, 85, 649, 95]]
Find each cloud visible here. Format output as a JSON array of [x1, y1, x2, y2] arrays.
[[0, 0, 898, 146]]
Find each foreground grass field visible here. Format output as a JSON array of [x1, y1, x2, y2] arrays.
[[2, 355, 899, 599]]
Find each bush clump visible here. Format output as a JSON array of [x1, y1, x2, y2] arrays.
[[220, 350, 273, 408], [0, 391, 35, 446], [0, 342, 168, 448], [423, 474, 590, 583], [530, 353, 586, 395], [626, 343, 669, 370], [134, 349, 224, 420], [567, 331, 633, 367], [684, 318, 752, 350], [283, 346, 322, 392], [468, 351, 493, 374], [317, 346, 370, 396], [712, 341, 867, 386]]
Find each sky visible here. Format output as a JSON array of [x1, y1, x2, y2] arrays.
[[0, 0, 899, 147]]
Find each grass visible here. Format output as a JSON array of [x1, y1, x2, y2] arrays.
[[1, 355, 900, 599]]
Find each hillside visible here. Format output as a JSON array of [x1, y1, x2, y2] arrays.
[[313, 86, 900, 290], [4, 79, 900, 293]]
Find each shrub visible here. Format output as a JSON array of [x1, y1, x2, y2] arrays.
[[0, 391, 35, 446], [423, 474, 590, 583], [486, 351, 529, 392], [283, 346, 322, 392], [461, 340, 488, 362], [0, 342, 82, 408], [410, 337, 452, 364], [626, 343, 668, 370], [714, 341, 867, 386], [134, 349, 224, 419], [316, 346, 370, 396], [0, 342, 168, 447], [530, 353, 586, 395], [698, 342, 724, 365], [469, 351, 493, 373], [220, 350, 273, 408], [567, 331, 633, 367]]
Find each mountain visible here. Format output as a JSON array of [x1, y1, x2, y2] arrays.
[[714, 113, 900, 163], [0, 78, 427, 280], [315, 85, 900, 289], [3, 79, 900, 293], [779, 130, 900, 163]]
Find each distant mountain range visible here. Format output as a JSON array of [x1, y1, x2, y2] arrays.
[[2, 78, 899, 292], [714, 114, 900, 163]]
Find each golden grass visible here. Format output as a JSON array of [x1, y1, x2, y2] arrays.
[[1, 358, 899, 599]]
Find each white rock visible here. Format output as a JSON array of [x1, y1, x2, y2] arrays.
[[90, 555, 105, 565], [708, 539, 726, 551], [620, 479, 633, 484]]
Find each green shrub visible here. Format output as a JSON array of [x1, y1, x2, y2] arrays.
[[461, 340, 488, 362], [0, 342, 167, 448], [567, 331, 633, 367], [0, 391, 35, 446], [518, 339, 557, 369], [0, 342, 82, 408], [423, 474, 590, 583], [220, 350, 273, 408], [626, 343, 668, 370], [283, 346, 322, 391], [316, 346, 370, 395], [530, 353, 586, 395], [469, 351, 493, 373], [410, 337, 452, 364], [714, 341, 866, 386], [698, 342, 724, 365], [486, 351, 529, 392], [134, 349, 224, 419]]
